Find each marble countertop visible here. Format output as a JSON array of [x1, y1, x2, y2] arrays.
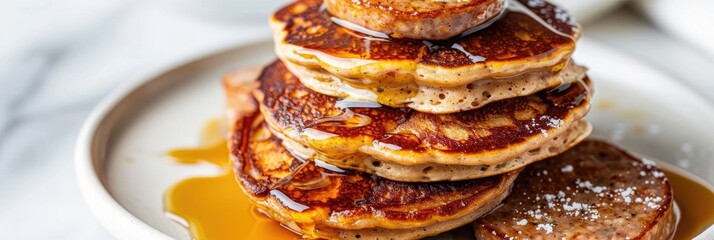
[[0, 1, 712, 239]]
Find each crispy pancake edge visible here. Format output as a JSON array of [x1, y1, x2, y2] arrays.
[[283, 57, 588, 114]]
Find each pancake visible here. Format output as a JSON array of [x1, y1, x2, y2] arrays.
[[253, 61, 592, 181], [278, 118, 590, 182], [230, 111, 520, 240], [474, 140, 676, 240], [271, 0, 581, 88], [223, 67, 262, 120], [324, 0, 506, 40], [283, 58, 587, 114]]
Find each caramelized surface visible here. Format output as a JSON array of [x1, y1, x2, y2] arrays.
[[342, 0, 497, 17], [274, 0, 578, 68], [255, 61, 590, 164], [231, 112, 518, 234], [324, 0, 506, 40], [475, 140, 675, 239]]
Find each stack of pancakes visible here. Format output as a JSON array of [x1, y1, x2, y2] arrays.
[[223, 0, 675, 239]]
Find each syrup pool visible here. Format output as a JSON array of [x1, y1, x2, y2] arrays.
[[164, 120, 714, 240], [164, 119, 298, 240]]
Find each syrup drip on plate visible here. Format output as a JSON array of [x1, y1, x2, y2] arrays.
[[164, 119, 298, 240], [665, 167, 714, 239]]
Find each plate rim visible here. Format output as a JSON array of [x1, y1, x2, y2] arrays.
[[74, 38, 271, 240], [74, 37, 714, 239]]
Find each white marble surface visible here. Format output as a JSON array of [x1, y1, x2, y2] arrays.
[[0, 1, 712, 239]]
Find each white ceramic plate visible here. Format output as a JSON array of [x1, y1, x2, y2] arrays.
[[75, 38, 714, 240]]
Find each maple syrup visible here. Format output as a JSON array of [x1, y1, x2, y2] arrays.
[[163, 119, 298, 240]]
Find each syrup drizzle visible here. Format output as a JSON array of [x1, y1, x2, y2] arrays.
[[507, 0, 576, 40], [300, 128, 339, 140], [330, 16, 390, 58], [450, 43, 487, 63], [270, 159, 311, 190], [335, 99, 382, 109], [455, 0, 511, 38], [330, 16, 390, 40], [304, 100, 380, 132], [266, 156, 351, 212], [323, 0, 576, 66], [309, 108, 372, 128], [270, 189, 310, 212], [268, 116, 354, 212]]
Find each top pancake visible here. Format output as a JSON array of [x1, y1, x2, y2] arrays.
[[474, 140, 676, 239], [271, 0, 581, 87], [254, 61, 591, 168], [324, 0, 506, 40]]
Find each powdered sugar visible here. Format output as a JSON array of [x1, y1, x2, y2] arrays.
[[536, 223, 554, 234], [508, 158, 670, 234], [618, 187, 636, 204]]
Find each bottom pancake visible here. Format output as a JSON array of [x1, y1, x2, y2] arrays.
[[474, 140, 675, 240], [230, 112, 520, 240]]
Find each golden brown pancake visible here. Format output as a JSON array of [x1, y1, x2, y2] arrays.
[[278, 118, 591, 182], [230, 111, 520, 240], [283, 58, 587, 114], [325, 0, 506, 40], [271, 0, 581, 88], [253, 61, 592, 181], [474, 140, 676, 240]]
